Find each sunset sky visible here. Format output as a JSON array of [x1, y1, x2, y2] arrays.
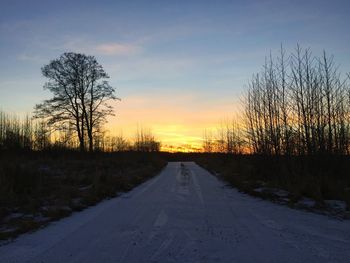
[[1, 0, 350, 150]]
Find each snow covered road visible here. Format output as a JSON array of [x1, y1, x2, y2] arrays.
[[1, 162, 350, 263]]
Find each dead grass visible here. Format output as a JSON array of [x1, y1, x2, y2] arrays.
[[0, 151, 166, 240], [171, 153, 350, 216]]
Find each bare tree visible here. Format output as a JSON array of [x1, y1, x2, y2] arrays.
[[134, 127, 161, 152], [202, 119, 244, 153], [109, 135, 130, 152], [34, 52, 118, 152], [202, 129, 214, 153], [34, 120, 51, 150], [244, 45, 350, 156]]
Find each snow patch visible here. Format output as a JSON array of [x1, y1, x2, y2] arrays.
[[325, 200, 347, 211], [296, 198, 316, 208]]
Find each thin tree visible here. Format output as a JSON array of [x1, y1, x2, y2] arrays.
[[244, 45, 350, 156]]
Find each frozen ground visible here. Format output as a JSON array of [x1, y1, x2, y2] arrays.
[[0, 162, 349, 263]]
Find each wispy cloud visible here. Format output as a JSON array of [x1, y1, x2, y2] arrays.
[[95, 43, 141, 56], [56, 37, 142, 57], [17, 54, 46, 63]]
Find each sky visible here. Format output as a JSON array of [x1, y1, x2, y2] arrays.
[[0, 0, 350, 151]]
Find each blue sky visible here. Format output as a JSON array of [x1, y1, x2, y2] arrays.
[[0, 0, 350, 147]]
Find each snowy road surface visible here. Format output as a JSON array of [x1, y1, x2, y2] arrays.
[[1, 162, 350, 263]]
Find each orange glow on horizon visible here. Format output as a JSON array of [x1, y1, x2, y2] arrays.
[[104, 94, 241, 152]]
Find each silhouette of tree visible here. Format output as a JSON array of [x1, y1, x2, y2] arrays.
[[244, 45, 350, 155], [134, 127, 161, 152], [34, 52, 118, 152]]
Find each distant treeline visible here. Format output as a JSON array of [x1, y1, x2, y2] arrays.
[[204, 45, 350, 155], [202, 119, 245, 154], [0, 111, 160, 152]]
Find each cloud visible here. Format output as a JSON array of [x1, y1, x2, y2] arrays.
[[44, 36, 142, 57], [95, 43, 141, 56], [17, 54, 46, 63]]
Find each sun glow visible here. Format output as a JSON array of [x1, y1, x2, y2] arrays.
[[106, 123, 205, 152], [103, 93, 240, 152]]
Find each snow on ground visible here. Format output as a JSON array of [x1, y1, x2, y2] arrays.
[[0, 162, 349, 263]]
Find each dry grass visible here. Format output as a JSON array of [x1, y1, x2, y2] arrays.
[[161, 152, 350, 216], [0, 151, 166, 240]]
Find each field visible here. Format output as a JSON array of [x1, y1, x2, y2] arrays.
[[0, 151, 166, 240], [192, 153, 350, 217], [1, 151, 350, 242]]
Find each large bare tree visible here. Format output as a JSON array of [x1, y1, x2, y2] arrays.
[[34, 52, 118, 152]]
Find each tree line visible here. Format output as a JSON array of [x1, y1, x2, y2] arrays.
[[2, 47, 349, 155], [204, 45, 350, 155], [202, 119, 244, 153], [0, 52, 161, 153], [0, 111, 160, 152], [245, 45, 350, 155]]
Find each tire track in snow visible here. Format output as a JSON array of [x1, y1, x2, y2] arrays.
[[190, 169, 204, 206]]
